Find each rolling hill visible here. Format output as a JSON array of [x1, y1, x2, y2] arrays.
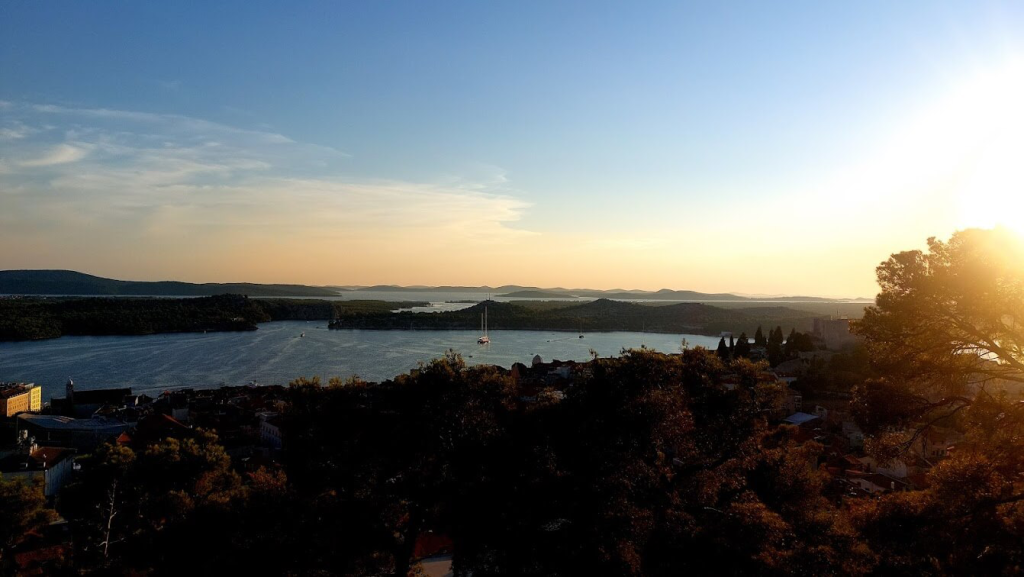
[[0, 270, 342, 297], [333, 299, 822, 336]]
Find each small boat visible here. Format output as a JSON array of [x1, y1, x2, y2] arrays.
[[300, 332, 305, 338], [478, 305, 490, 344]]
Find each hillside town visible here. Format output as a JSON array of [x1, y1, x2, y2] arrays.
[[0, 317, 984, 574]]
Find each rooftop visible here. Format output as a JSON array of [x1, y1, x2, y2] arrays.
[[0, 382, 36, 399], [17, 413, 128, 432], [0, 447, 74, 472], [783, 412, 820, 426]]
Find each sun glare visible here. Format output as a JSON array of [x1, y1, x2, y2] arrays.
[[945, 59, 1024, 234]]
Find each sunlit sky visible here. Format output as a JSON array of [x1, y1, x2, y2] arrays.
[[2, 2, 1024, 297]]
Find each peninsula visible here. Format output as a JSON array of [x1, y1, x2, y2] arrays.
[[0, 295, 427, 341]]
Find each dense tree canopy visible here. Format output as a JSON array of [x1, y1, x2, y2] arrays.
[[856, 228, 1024, 423], [0, 475, 56, 570], [853, 228, 1024, 574], [277, 349, 878, 575]]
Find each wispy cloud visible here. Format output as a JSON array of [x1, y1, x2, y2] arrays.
[[0, 127, 30, 140], [31, 103, 303, 146], [18, 143, 91, 166], [0, 102, 536, 282]]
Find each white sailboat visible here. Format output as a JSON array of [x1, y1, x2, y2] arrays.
[[477, 305, 490, 344]]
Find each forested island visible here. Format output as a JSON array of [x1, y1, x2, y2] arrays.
[[0, 296, 426, 341], [331, 298, 825, 337]]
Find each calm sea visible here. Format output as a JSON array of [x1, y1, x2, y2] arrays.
[[0, 321, 721, 400]]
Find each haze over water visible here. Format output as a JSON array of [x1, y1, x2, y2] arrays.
[[0, 321, 720, 400]]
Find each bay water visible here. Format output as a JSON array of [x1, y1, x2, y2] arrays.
[[0, 321, 721, 400]]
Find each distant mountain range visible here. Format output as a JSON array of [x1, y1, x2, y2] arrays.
[[0, 270, 342, 297], [0, 270, 870, 302], [355, 285, 867, 302]]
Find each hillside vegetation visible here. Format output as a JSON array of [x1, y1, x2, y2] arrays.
[[0, 296, 428, 341], [333, 299, 821, 336]]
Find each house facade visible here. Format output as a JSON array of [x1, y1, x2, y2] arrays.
[[1, 383, 42, 417]]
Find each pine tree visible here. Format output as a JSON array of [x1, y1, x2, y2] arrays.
[[716, 337, 729, 358], [766, 326, 784, 365], [754, 326, 766, 347], [735, 332, 751, 357], [785, 328, 798, 357]]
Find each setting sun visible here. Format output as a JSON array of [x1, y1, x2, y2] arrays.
[[942, 59, 1024, 233]]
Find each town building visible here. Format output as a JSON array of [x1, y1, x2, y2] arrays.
[[50, 378, 132, 418], [259, 412, 283, 449], [812, 317, 860, 349], [783, 412, 820, 427], [782, 387, 803, 414], [1, 382, 42, 417], [116, 413, 192, 449], [16, 413, 129, 450], [0, 442, 76, 497]]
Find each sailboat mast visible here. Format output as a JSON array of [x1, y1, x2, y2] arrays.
[[477, 301, 491, 344]]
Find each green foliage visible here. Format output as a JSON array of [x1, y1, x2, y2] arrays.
[[0, 295, 436, 341], [784, 327, 815, 358], [793, 344, 875, 398], [61, 430, 264, 574], [333, 298, 820, 338], [0, 475, 57, 568], [267, 349, 881, 575], [734, 332, 752, 357], [851, 228, 1024, 574], [0, 294, 270, 341], [855, 228, 1024, 421]]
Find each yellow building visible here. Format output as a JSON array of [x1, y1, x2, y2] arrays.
[[1, 383, 41, 417]]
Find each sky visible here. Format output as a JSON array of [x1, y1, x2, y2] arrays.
[[2, 1, 1024, 298]]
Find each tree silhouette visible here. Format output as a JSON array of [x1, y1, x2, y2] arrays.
[[853, 228, 1024, 572], [734, 332, 751, 358], [716, 337, 729, 358]]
